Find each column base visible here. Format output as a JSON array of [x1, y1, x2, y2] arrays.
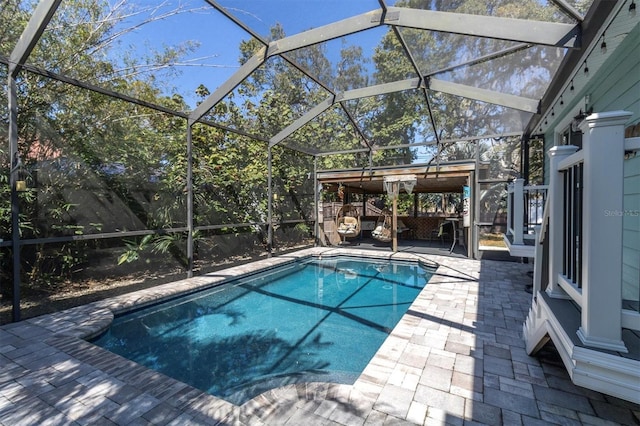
[[577, 327, 628, 353], [545, 286, 571, 300]]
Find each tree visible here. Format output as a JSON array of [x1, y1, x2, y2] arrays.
[[1, 1, 205, 286]]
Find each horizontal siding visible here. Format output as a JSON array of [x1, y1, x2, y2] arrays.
[[593, 22, 640, 120], [595, 64, 639, 115], [542, 21, 640, 184], [622, 265, 639, 301], [623, 154, 640, 305], [625, 175, 640, 194]]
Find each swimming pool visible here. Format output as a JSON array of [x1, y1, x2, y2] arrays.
[[91, 256, 434, 404]]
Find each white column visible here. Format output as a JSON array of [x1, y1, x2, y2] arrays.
[[512, 178, 525, 245], [576, 111, 631, 352], [546, 145, 579, 298]]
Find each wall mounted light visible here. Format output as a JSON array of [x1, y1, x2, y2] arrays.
[[571, 109, 588, 133], [570, 80, 575, 91], [630, 0, 636, 16], [551, 108, 555, 117], [560, 95, 564, 105], [583, 60, 589, 76]]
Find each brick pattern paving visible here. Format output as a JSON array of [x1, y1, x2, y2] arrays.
[[1, 247, 639, 425]]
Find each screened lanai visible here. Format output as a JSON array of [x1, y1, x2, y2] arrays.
[[1, 0, 605, 321]]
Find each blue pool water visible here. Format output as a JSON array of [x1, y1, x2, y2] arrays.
[[91, 256, 434, 404]]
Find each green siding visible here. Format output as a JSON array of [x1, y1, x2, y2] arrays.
[[591, 25, 640, 117], [603, 27, 640, 307], [538, 20, 640, 307], [542, 23, 640, 185]]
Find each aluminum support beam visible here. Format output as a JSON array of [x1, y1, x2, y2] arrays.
[[316, 147, 370, 157], [269, 97, 334, 147], [428, 78, 540, 113], [426, 43, 532, 77], [189, 46, 267, 123], [193, 5, 578, 142], [205, 0, 336, 96], [270, 79, 421, 148], [7, 0, 62, 322], [8, 0, 62, 76], [8, 76, 20, 322], [266, 6, 579, 58], [267, 10, 384, 56], [338, 79, 421, 151], [386, 6, 580, 48], [186, 125, 194, 278], [314, 157, 319, 246], [267, 148, 273, 256], [0, 56, 268, 143], [337, 78, 421, 102], [272, 74, 532, 148], [338, 105, 373, 151], [205, 0, 268, 46], [550, 0, 585, 22], [389, 25, 442, 147]]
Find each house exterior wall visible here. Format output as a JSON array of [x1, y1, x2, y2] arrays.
[[540, 20, 640, 309], [595, 24, 640, 310], [522, 3, 640, 403], [590, 25, 640, 119], [542, 18, 640, 184]]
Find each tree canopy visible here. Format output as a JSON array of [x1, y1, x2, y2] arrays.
[[1, 0, 575, 287]]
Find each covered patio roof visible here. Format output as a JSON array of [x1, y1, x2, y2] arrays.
[[317, 161, 477, 194]]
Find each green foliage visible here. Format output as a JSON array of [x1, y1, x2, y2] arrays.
[[1, 0, 570, 289], [294, 222, 310, 233], [118, 235, 152, 265], [1, 1, 196, 286]]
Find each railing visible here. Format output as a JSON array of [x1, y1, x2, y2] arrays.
[[526, 111, 635, 353], [525, 185, 548, 231], [506, 179, 548, 245], [560, 159, 583, 288], [532, 196, 550, 296]]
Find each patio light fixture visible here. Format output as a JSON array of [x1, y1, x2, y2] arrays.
[[11, 153, 28, 192]]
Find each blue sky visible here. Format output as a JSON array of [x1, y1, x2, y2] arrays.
[[116, 0, 390, 107]]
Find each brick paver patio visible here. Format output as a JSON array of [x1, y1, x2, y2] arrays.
[[1, 247, 638, 425]]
